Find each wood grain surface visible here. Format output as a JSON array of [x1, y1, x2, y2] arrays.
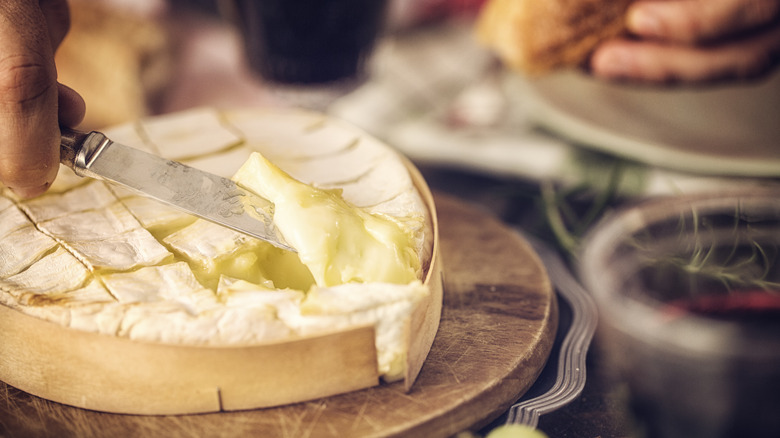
[[0, 193, 557, 438]]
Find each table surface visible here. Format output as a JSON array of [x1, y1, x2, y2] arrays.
[[419, 167, 635, 438], [48, 3, 780, 436]]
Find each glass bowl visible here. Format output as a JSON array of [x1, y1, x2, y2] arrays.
[[579, 190, 780, 438]]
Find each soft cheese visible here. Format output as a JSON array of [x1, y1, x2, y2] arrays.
[[234, 152, 421, 287], [0, 108, 432, 383]]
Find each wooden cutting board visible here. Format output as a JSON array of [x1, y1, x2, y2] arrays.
[[0, 193, 557, 438]]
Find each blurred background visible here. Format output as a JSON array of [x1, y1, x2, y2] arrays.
[[58, 0, 487, 129]]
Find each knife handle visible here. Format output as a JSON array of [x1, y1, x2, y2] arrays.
[[60, 127, 111, 180], [60, 126, 90, 171]]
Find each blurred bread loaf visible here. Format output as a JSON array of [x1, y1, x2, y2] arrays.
[[55, 1, 173, 130], [476, 0, 633, 74]]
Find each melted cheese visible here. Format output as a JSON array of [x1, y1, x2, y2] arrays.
[[234, 152, 421, 287]]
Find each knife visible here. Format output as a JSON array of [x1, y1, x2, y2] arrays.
[[59, 127, 296, 253]]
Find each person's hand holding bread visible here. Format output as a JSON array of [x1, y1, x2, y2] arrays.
[[592, 0, 780, 83], [477, 0, 780, 84]]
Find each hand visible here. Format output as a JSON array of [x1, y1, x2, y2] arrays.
[[590, 0, 780, 84], [0, 0, 85, 199]]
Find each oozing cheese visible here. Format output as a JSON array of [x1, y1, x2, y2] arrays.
[[234, 152, 421, 288]]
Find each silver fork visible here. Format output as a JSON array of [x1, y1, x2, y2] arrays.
[[505, 234, 598, 428]]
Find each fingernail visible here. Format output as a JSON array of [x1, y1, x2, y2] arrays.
[[627, 6, 663, 37]]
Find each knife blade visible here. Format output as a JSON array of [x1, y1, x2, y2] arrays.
[[59, 127, 296, 253]]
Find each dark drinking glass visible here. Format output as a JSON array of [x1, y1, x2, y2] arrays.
[[226, 0, 389, 85]]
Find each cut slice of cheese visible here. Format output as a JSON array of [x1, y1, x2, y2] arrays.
[[119, 196, 196, 237], [0, 202, 31, 236], [21, 181, 118, 222], [1, 246, 91, 295], [0, 225, 58, 277]]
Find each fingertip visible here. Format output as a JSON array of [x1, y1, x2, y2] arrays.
[[0, 146, 57, 201], [626, 4, 664, 38], [1, 159, 58, 199], [590, 43, 638, 80], [57, 82, 86, 127], [7, 181, 54, 199]]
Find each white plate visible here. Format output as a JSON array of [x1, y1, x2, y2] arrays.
[[331, 22, 780, 195], [512, 70, 780, 177]]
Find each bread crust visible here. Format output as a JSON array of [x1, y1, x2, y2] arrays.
[[477, 0, 633, 74]]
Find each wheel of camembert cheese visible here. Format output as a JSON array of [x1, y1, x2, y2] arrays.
[[0, 107, 442, 415]]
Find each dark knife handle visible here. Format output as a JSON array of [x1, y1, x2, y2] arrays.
[[60, 126, 90, 171]]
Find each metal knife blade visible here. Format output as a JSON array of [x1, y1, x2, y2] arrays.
[[60, 127, 296, 252]]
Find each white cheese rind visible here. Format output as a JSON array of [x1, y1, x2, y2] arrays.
[[1, 247, 91, 295], [22, 181, 118, 222], [140, 107, 242, 160], [0, 203, 32, 236], [285, 281, 428, 381], [119, 196, 195, 233], [0, 226, 58, 277], [164, 220, 256, 268]]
